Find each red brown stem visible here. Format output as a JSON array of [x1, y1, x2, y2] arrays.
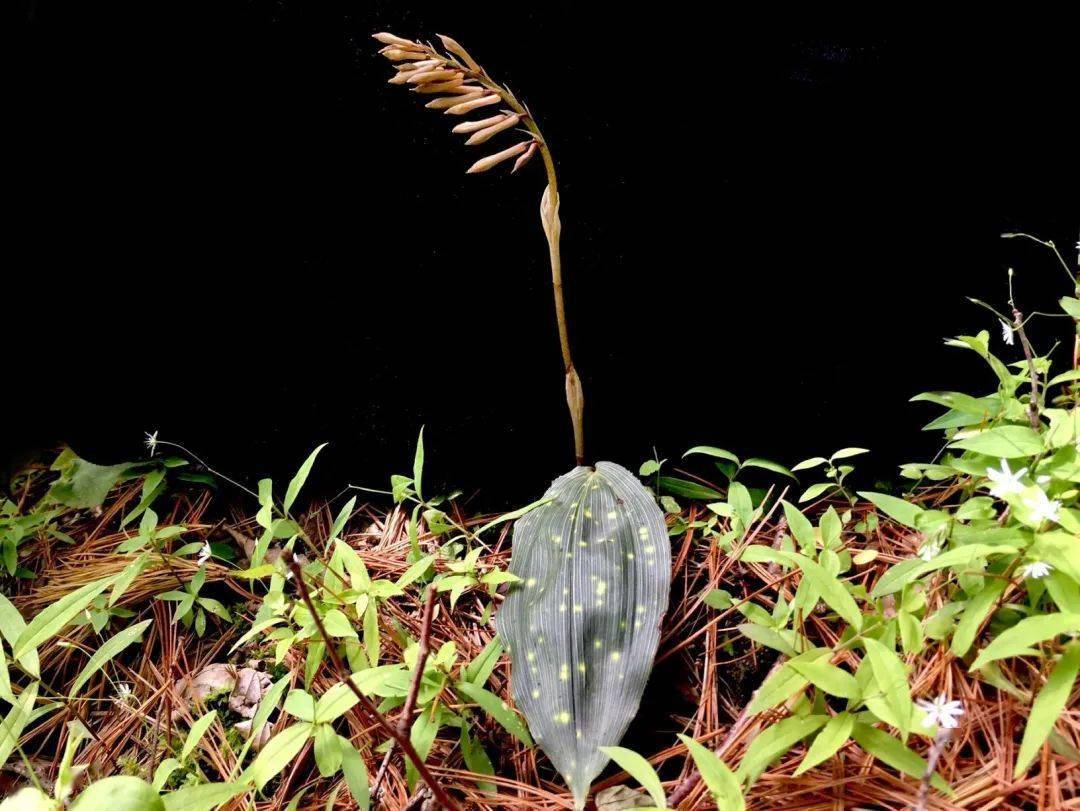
[[283, 552, 461, 811], [372, 584, 438, 799]]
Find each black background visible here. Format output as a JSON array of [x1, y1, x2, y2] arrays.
[[8, 2, 1078, 510]]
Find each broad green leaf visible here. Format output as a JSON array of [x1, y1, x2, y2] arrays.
[[463, 636, 504, 686], [0, 681, 38, 766], [68, 620, 152, 698], [970, 613, 1080, 670], [455, 681, 532, 747], [748, 661, 810, 714], [597, 746, 666, 809], [47, 451, 131, 510], [0, 787, 55, 810], [950, 578, 1007, 657], [738, 714, 827, 783], [657, 476, 724, 501], [412, 427, 425, 501], [245, 723, 312, 791], [789, 655, 859, 699], [321, 609, 358, 639], [364, 600, 380, 668], [857, 492, 923, 529], [284, 689, 316, 723], [683, 446, 740, 464], [0, 592, 39, 678], [862, 638, 914, 737], [396, 554, 435, 588], [340, 736, 370, 810], [314, 722, 342, 776], [181, 710, 217, 763], [850, 723, 950, 793], [1015, 643, 1080, 777], [497, 462, 669, 808], [949, 425, 1043, 457], [161, 782, 248, 811], [741, 458, 796, 480], [404, 707, 440, 791], [780, 500, 815, 551], [785, 552, 862, 630], [793, 711, 854, 776], [737, 623, 799, 659], [152, 758, 180, 791], [13, 575, 116, 661], [315, 681, 360, 723], [283, 443, 327, 514], [830, 447, 869, 461], [871, 544, 1016, 599], [460, 724, 496, 795], [677, 734, 743, 811], [69, 776, 164, 811], [330, 497, 357, 542]]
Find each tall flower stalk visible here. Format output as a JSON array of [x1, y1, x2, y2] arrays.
[[374, 32, 584, 464]]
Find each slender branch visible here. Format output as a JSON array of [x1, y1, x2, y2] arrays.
[[282, 552, 461, 811], [914, 727, 953, 811], [372, 584, 438, 799]]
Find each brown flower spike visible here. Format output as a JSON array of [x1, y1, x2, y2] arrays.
[[374, 31, 585, 465]]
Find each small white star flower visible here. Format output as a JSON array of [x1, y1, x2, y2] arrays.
[[918, 540, 942, 562], [1021, 561, 1053, 579], [1024, 489, 1061, 525], [916, 694, 964, 729], [144, 431, 159, 457], [1000, 320, 1015, 346], [985, 459, 1027, 497], [115, 683, 134, 704], [197, 541, 212, 564]]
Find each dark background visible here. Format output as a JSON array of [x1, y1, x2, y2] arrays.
[[7, 2, 1078, 510]]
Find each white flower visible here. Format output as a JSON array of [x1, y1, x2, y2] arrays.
[[985, 459, 1027, 497], [918, 540, 942, 561], [197, 541, 212, 564], [144, 431, 158, 457], [1024, 489, 1062, 525], [1021, 561, 1053, 579], [115, 683, 134, 704], [1000, 320, 1015, 346], [916, 694, 964, 729]]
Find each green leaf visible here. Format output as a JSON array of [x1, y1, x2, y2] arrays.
[[1015, 643, 1080, 777], [950, 578, 1008, 657], [676, 734, 743, 811], [47, 451, 131, 510], [455, 681, 533, 747], [245, 723, 312, 791], [364, 600, 380, 668], [109, 553, 149, 608], [69, 776, 164, 811], [830, 447, 869, 461], [789, 654, 859, 699], [284, 689, 316, 723], [683, 446, 740, 464], [597, 746, 666, 809], [738, 714, 828, 783], [315, 682, 360, 724], [69, 619, 152, 699], [283, 443, 327, 514], [340, 736, 370, 810], [329, 497, 357, 542], [412, 427, 425, 501], [657, 476, 724, 501], [857, 492, 923, 530], [949, 425, 1043, 457], [313, 722, 342, 776], [160, 783, 248, 811], [0, 681, 38, 766], [497, 462, 669, 807], [780, 500, 815, 552], [862, 638, 914, 736], [970, 613, 1080, 670], [13, 575, 116, 661], [741, 458, 796, 480], [850, 723, 950, 793], [748, 662, 809, 714], [181, 710, 217, 763], [152, 758, 180, 791], [460, 724, 496, 795], [463, 636, 504, 686], [396, 554, 435, 588], [322, 609, 358, 639], [871, 544, 1016, 599], [0, 592, 39, 678], [787, 552, 863, 630], [793, 711, 854, 776]]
